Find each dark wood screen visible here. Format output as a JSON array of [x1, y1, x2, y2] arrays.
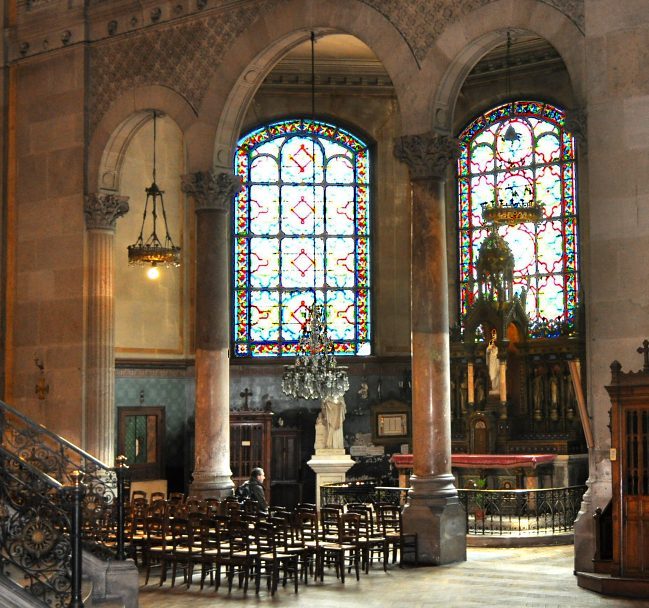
[[622, 407, 649, 575], [230, 411, 272, 494]]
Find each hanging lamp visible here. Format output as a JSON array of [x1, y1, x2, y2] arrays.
[[127, 110, 181, 273], [482, 31, 544, 227], [281, 31, 349, 401]]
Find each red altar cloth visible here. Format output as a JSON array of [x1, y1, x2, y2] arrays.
[[390, 453, 556, 469]]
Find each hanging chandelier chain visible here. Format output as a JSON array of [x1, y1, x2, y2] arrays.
[[281, 31, 349, 401], [127, 109, 181, 268]]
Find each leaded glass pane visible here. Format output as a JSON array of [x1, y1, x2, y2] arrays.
[[457, 101, 579, 333], [235, 118, 371, 357]]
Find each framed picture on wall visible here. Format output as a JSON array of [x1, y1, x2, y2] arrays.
[[370, 400, 411, 446]]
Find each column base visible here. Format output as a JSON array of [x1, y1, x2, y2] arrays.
[[190, 470, 234, 499], [307, 449, 355, 507], [402, 474, 467, 565]]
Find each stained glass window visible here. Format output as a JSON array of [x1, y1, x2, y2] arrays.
[[457, 101, 579, 336], [233, 118, 371, 357]]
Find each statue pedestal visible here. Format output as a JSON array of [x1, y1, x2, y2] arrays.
[[307, 449, 355, 508]]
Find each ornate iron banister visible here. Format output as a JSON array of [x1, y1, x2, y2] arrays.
[[0, 444, 85, 607], [0, 399, 128, 559]]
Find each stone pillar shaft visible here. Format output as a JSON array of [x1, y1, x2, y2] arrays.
[[182, 171, 242, 498], [411, 176, 451, 478], [84, 193, 129, 464], [394, 132, 466, 565]]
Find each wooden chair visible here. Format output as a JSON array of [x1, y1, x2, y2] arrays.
[[377, 504, 418, 566], [226, 518, 257, 593], [197, 516, 231, 591], [347, 503, 388, 573], [143, 517, 170, 585], [254, 521, 301, 595], [294, 510, 323, 582], [320, 512, 361, 583], [150, 491, 165, 502]]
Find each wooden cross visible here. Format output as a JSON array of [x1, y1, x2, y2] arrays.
[[240, 387, 252, 411], [638, 340, 649, 372]]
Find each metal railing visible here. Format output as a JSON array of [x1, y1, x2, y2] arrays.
[[459, 485, 585, 536], [0, 399, 129, 558], [0, 445, 85, 607], [320, 482, 586, 537]]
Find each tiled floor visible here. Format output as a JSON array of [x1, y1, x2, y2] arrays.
[[138, 545, 649, 607]]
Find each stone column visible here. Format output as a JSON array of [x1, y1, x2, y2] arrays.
[[84, 193, 129, 464], [394, 132, 466, 565], [181, 170, 242, 498]]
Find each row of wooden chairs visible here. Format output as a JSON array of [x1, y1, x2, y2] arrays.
[[133, 501, 417, 595]]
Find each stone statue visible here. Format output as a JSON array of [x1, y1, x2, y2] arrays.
[[317, 394, 347, 450], [314, 412, 326, 450], [486, 329, 500, 394]]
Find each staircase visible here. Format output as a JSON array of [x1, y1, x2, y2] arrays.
[[0, 400, 138, 607]]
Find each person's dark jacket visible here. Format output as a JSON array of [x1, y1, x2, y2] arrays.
[[248, 477, 268, 513]]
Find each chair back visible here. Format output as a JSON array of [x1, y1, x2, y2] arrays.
[[377, 504, 401, 534], [339, 512, 361, 544], [320, 506, 342, 539], [168, 491, 185, 504], [147, 499, 168, 518], [150, 491, 165, 502]]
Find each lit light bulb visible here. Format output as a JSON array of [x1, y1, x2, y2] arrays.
[[147, 264, 160, 280]]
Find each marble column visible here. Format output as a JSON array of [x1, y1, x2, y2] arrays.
[[394, 132, 466, 565], [181, 171, 242, 498], [84, 193, 129, 464]]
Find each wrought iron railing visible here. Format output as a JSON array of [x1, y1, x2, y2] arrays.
[[0, 446, 85, 607], [0, 399, 128, 558], [320, 481, 585, 537], [459, 485, 586, 536]]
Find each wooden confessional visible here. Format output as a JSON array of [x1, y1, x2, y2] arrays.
[[579, 344, 649, 597]]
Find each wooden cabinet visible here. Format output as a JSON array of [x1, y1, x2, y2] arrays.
[[606, 357, 649, 578], [270, 428, 302, 508], [230, 411, 273, 493]]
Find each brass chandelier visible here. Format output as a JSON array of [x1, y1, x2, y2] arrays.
[[481, 31, 543, 227], [127, 111, 181, 271]]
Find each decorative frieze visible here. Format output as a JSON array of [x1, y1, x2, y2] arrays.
[[181, 171, 242, 212], [88, 1, 288, 133], [84, 193, 129, 230], [394, 132, 459, 181], [360, 0, 584, 64]]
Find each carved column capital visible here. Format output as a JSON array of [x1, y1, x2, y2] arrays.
[[181, 171, 243, 212], [84, 193, 129, 230], [564, 106, 588, 151], [394, 132, 460, 181]]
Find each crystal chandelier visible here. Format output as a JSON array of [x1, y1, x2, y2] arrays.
[[128, 111, 181, 273], [281, 32, 349, 401], [282, 304, 349, 400], [481, 31, 543, 227]]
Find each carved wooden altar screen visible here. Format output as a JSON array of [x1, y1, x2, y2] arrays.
[[606, 350, 649, 578]]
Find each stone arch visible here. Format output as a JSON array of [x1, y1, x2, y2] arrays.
[[199, 0, 419, 171], [425, 0, 586, 134], [89, 84, 197, 194]]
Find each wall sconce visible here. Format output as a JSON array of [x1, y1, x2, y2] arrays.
[[34, 356, 49, 400]]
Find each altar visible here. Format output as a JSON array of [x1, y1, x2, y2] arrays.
[[391, 453, 557, 490]]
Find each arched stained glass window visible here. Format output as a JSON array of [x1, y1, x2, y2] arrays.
[[457, 101, 579, 336], [233, 118, 371, 357]]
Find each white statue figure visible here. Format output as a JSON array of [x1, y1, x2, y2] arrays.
[[486, 329, 500, 394], [314, 412, 326, 450], [319, 394, 346, 449]]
